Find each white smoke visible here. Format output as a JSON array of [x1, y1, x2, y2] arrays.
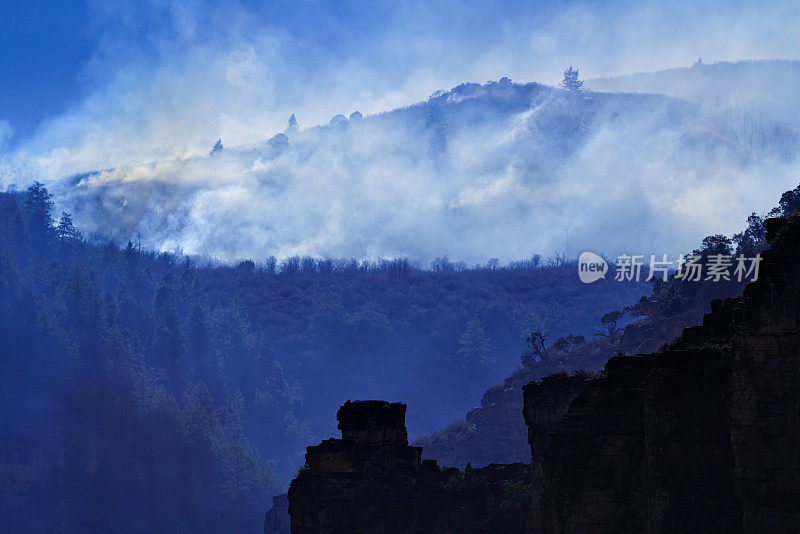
[[48, 81, 800, 264], [2, 0, 800, 263]]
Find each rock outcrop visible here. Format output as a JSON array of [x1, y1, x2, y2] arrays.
[[522, 374, 591, 533], [288, 400, 531, 533], [539, 217, 800, 533]]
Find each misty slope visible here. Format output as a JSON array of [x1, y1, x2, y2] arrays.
[[588, 59, 800, 125], [50, 73, 799, 265]]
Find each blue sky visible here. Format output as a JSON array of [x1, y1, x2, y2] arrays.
[[0, 0, 564, 142], [0, 0, 94, 139], [1, 0, 799, 177]]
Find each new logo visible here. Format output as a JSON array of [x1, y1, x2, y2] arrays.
[[578, 252, 608, 284]]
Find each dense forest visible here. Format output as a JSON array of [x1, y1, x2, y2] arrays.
[[0, 182, 651, 532], [2, 178, 797, 531]]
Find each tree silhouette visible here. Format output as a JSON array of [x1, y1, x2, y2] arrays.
[[24, 181, 54, 247], [694, 234, 733, 257], [522, 331, 549, 367], [593, 311, 624, 340], [209, 139, 224, 157], [733, 213, 767, 257], [553, 334, 586, 354], [458, 315, 494, 370], [561, 66, 583, 93], [57, 211, 82, 241], [286, 113, 298, 135], [153, 285, 184, 389], [770, 183, 800, 216]]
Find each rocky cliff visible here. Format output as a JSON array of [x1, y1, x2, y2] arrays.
[[522, 374, 591, 533], [288, 400, 530, 533], [539, 217, 800, 533], [283, 218, 798, 533]]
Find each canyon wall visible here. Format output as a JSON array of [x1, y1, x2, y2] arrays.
[[284, 219, 799, 533], [522, 375, 591, 532], [539, 217, 800, 533]]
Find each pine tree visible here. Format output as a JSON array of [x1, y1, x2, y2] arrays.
[[182, 381, 215, 440], [560, 66, 583, 93], [209, 139, 224, 157], [217, 391, 257, 506], [24, 181, 55, 247], [63, 261, 108, 377], [521, 297, 564, 341], [457, 315, 494, 370], [286, 113, 298, 135], [57, 211, 82, 241]]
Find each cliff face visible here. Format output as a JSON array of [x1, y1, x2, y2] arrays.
[[288, 400, 530, 533], [539, 217, 800, 533], [522, 375, 591, 533]]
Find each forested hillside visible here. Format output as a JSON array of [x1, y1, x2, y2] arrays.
[[0, 183, 647, 532], [414, 183, 789, 469]]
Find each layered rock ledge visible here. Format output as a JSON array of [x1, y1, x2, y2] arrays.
[[288, 400, 530, 533]]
